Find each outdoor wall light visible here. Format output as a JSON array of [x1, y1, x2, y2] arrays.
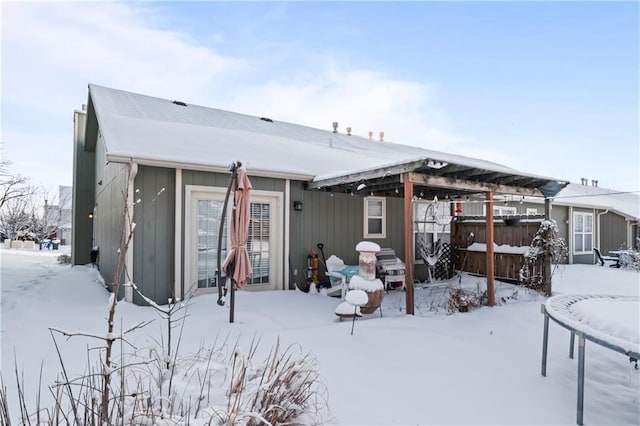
[[293, 201, 303, 211], [88, 213, 94, 219], [356, 183, 367, 191], [426, 159, 448, 169]]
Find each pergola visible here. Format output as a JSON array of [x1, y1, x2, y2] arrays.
[[308, 157, 568, 314]]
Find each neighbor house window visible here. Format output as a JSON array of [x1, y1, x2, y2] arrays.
[[526, 208, 539, 215], [573, 212, 593, 254], [364, 197, 386, 238], [483, 206, 517, 216]]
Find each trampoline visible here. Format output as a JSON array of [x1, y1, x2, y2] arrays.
[[541, 294, 640, 425]]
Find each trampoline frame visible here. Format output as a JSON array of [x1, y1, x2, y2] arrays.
[[540, 294, 640, 425]]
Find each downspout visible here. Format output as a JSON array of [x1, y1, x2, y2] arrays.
[[568, 206, 573, 264], [124, 162, 138, 303], [596, 209, 609, 252], [174, 168, 182, 301], [284, 179, 291, 290]]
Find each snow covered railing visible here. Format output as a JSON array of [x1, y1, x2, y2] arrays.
[[541, 294, 640, 426], [465, 242, 534, 256]]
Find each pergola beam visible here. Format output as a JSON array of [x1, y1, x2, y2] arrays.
[[307, 160, 426, 190], [407, 172, 543, 197]]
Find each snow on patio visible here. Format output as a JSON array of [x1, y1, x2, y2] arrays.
[[1, 247, 639, 425]]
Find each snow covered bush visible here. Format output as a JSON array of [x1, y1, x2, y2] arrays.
[[519, 219, 568, 292], [619, 238, 640, 272]]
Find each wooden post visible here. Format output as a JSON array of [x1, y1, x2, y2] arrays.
[[404, 176, 414, 315], [544, 197, 552, 297], [450, 199, 457, 272], [486, 191, 495, 306]]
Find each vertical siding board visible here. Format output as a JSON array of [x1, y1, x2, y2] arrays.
[[95, 156, 128, 297], [133, 166, 175, 305], [601, 212, 626, 252]]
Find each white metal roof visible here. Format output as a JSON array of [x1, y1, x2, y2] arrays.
[[554, 183, 640, 220], [89, 84, 546, 178]]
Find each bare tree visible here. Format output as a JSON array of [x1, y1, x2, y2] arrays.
[[0, 191, 39, 240], [39, 185, 72, 241], [0, 160, 35, 210]]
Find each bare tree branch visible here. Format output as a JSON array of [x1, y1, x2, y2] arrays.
[[0, 160, 36, 211]]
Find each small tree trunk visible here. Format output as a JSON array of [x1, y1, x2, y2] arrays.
[[100, 164, 136, 423]]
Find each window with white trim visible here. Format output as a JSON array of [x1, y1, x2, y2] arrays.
[[573, 212, 593, 254], [526, 208, 538, 215], [482, 205, 517, 216], [364, 197, 386, 238]]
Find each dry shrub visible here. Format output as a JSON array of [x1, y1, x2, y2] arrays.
[[221, 337, 329, 426], [0, 336, 329, 425], [447, 288, 479, 313]]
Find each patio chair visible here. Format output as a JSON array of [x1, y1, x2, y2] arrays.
[[593, 248, 620, 268], [375, 248, 406, 291], [325, 255, 359, 298]]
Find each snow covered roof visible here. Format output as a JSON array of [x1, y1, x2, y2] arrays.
[[552, 183, 640, 220], [87, 84, 567, 196]]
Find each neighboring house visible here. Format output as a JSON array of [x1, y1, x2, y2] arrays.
[[72, 84, 569, 308], [43, 185, 73, 244], [455, 182, 640, 265], [545, 182, 639, 264]]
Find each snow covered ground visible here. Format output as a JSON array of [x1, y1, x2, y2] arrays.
[[1, 247, 639, 425]]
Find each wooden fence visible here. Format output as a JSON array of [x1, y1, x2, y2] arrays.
[[452, 217, 545, 283]]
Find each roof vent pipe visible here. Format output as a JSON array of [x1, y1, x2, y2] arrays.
[[81, 104, 87, 111], [346, 126, 352, 136], [368, 131, 373, 140], [592, 179, 598, 187], [332, 122, 338, 133], [379, 131, 384, 142]]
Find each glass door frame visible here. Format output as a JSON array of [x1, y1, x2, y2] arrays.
[[184, 185, 283, 295]]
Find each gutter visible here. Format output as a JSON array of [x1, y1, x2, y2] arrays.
[[106, 154, 314, 182]]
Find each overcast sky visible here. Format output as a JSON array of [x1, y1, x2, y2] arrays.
[[2, 1, 638, 195]]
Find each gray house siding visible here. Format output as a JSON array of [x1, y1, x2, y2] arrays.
[[549, 205, 569, 245], [289, 185, 405, 288], [71, 110, 95, 265], [599, 212, 628, 253], [94, 160, 128, 295], [132, 166, 176, 305]]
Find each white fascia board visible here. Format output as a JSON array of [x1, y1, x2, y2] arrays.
[[106, 154, 314, 182]]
